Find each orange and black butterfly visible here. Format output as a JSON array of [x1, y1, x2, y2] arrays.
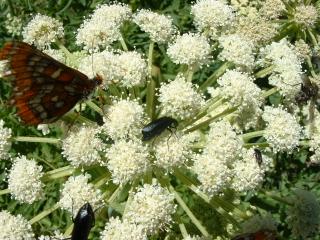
[[231, 229, 277, 240], [0, 41, 102, 125]]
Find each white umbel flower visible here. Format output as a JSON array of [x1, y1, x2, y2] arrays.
[[262, 106, 302, 152], [167, 33, 211, 67], [154, 135, 191, 170], [0, 120, 12, 159], [62, 126, 104, 167], [58, 174, 103, 216], [260, 0, 286, 19], [22, 14, 64, 49], [158, 74, 205, 120], [191, 0, 235, 39], [0, 210, 35, 240], [231, 148, 266, 192], [309, 134, 320, 164], [205, 120, 243, 165], [124, 181, 176, 235], [258, 39, 303, 98], [294, 5, 318, 28], [100, 217, 147, 240], [102, 99, 145, 140], [193, 153, 231, 197], [133, 10, 176, 43], [218, 34, 255, 69], [8, 156, 44, 204], [92, 3, 131, 27], [104, 139, 151, 185]]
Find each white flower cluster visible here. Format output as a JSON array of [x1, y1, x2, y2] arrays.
[[76, 3, 131, 50], [262, 106, 302, 152], [0, 120, 11, 160], [22, 14, 64, 49], [259, 0, 286, 19], [167, 33, 211, 67], [0, 210, 35, 240], [104, 139, 151, 185], [100, 217, 147, 240], [218, 34, 255, 69], [309, 134, 320, 164], [191, 0, 235, 39], [258, 39, 303, 98], [158, 74, 205, 120], [124, 181, 176, 235], [58, 174, 103, 216], [8, 155, 44, 204], [102, 99, 145, 140], [294, 4, 318, 28], [5, 13, 23, 37], [62, 126, 104, 167], [133, 10, 176, 43]]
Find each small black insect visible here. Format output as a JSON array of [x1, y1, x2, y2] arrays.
[[142, 117, 178, 141], [253, 148, 263, 166], [71, 203, 95, 240], [295, 80, 319, 105]]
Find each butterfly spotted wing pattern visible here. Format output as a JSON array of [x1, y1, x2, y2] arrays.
[[0, 41, 101, 125]]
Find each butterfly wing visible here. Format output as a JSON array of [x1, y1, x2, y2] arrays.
[[0, 41, 98, 125]]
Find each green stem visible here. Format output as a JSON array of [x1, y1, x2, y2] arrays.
[[244, 142, 269, 148], [7, 0, 15, 15], [264, 191, 293, 206], [179, 223, 189, 238], [186, 68, 194, 82], [42, 166, 75, 181], [12, 136, 60, 144], [119, 34, 128, 51], [29, 203, 59, 225], [262, 87, 278, 98], [0, 189, 10, 195], [307, 28, 318, 47], [184, 106, 237, 133], [241, 130, 265, 142], [306, 56, 317, 78], [255, 65, 275, 78], [199, 62, 233, 92], [86, 100, 103, 115], [56, 41, 72, 59], [148, 41, 155, 77]]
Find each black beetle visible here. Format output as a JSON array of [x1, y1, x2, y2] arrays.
[[142, 117, 178, 141], [253, 148, 263, 166], [71, 203, 95, 240]]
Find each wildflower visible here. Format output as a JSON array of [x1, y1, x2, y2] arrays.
[[167, 33, 211, 68], [158, 74, 205, 120], [191, 0, 235, 39], [286, 189, 320, 238], [38, 231, 64, 240], [0, 210, 35, 240], [218, 34, 255, 69], [259, 0, 285, 19], [0, 120, 12, 160], [62, 126, 104, 167], [294, 39, 311, 61], [22, 14, 64, 49], [262, 106, 302, 152], [58, 174, 103, 216], [309, 134, 320, 164], [293, 4, 318, 28], [104, 139, 151, 185], [7, 155, 44, 204], [92, 3, 131, 27], [124, 181, 176, 235], [231, 148, 266, 192], [102, 99, 145, 140], [37, 124, 50, 135], [100, 217, 147, 240], [133, 10, 176, 43], [258, 39, 303, 98], [153, 135, 191, 170], [5, 13, 23, 36], [193, 153, 231, 197]]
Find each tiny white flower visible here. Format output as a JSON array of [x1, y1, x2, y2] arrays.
[[167, 33, 211, 67], [191, 0, 235, 39], [104, 139, 151, 185], [5, 13, 23, 37], [293, 4, 318, 28], [218, 34, 255, 69], [158, 74, 205, 120], [43, 49, 66, 63], [0, 120, 12, 160], [124, 181, 176, 235], [100, 217, 147, 240], [262, 106, 302, 152], [259, 0, 286, 19], [8, 156, 44, 204], [133, 9, 176, 43], [58, 174, 103, 216], [92, 3, 131, 27], [37, 124, 50, 135], [22, 14, 64, 49], [0, 210, 35, 240], [62, 126, 104, 167], [102, 99, 145, 140]]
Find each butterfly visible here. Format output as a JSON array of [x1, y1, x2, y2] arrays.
[[0, 41, 102, 125], [231, 229, 277, 240]]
